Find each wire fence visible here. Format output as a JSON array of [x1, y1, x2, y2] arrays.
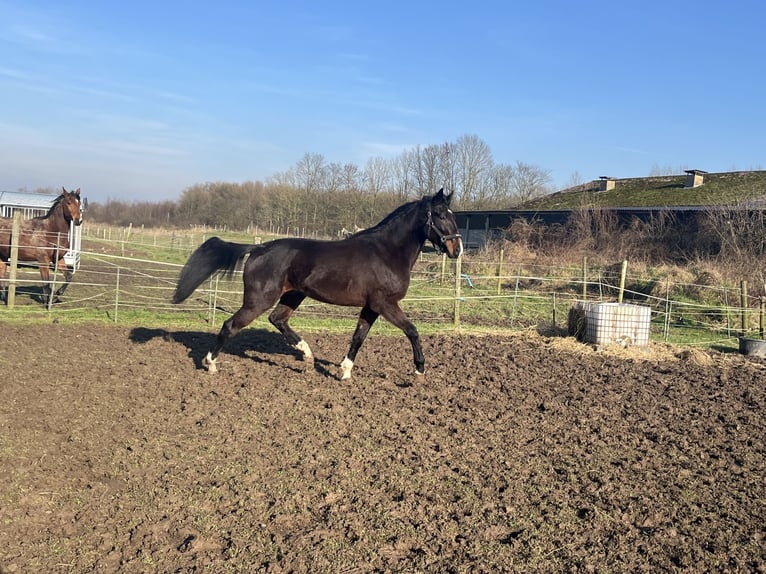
[[2, 231, 765, 349]]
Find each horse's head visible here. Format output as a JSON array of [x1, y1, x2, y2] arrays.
[[425, 188, 463, 259], [60, 187, 83, 226]]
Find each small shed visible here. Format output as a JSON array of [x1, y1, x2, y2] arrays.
[[599, 176, 616, 191], [684, 169, 707, 188], [0, 190, 84, 270]]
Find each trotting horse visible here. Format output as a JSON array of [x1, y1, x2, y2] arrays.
[[173, 188, 463, 379], [0, 187, 83, 304]]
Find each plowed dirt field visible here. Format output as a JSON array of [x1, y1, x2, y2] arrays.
[[1, 324, 764, 573]]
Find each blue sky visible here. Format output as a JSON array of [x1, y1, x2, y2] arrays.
[[1, 1, 764, 203]]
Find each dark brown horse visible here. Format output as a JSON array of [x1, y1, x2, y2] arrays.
[[0, 187, 83, 303], [173, 188, 463, 379]]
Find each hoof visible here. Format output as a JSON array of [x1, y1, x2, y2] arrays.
[[295, 340, 314, 365], [202, 354, 218, 373], [339, 357, 353, 380], [415, 369, 425, 376]]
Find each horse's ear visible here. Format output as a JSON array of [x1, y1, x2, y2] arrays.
[[434, 187, 453, 206], [74, 188, 81, 196], [61, 186, 67, 194]]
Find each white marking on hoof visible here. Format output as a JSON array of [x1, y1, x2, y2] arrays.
[[415, 369, 425, 376], [203, 352, 218, 373], [340, 357, 354, 380], [295, 339, 314, 363]]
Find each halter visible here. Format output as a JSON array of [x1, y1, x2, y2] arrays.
[[425, 209, 462, 253]]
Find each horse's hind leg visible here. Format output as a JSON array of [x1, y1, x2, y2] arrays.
[[339, 306, 379, 380], [203, 285, 280, 373], [0, 260, 7, 303], [268, 291, 313, 366]]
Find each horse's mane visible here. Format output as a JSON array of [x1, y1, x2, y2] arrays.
[[356, 196, 428, 237], [35, 193, 66, 220]]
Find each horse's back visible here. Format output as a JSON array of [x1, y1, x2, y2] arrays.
[[244, 235, 406, 307], [0, 218, 68, 263]]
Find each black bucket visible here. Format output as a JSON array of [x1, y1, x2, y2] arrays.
[[738, 337, 766, 358]]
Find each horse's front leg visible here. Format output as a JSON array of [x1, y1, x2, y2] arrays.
[[38, 266, 55, 304], [53, 260, 73, 297], [378, 302, 425, 376], [340, 306, 379, 380]]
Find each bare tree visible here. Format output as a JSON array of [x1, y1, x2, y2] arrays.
[[483, 163, 515, 208], [340, 163, 362, 193], [454, 134, 493, 204], [510, 161, 552, 205], [391, 149, 417, 200], [294, 152, 326, 195], [364, 156, 391, 196], [362, 156, 391, 225], [411, 144, 444, 195], [323, 162, 345, 195], [566, 171, 584, 188], [649, 163, 674, 176], [441, 142, 458, 199]]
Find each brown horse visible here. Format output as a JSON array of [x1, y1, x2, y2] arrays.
[[0, 187, 83, 303], [173, 188, 463, 379]]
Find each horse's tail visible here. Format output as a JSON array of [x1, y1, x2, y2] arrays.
[[172, 237, 254, 304]]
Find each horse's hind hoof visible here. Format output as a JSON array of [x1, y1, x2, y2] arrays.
[[202, 354, 218, 373]]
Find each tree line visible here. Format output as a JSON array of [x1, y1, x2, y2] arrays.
[[84, 134, 553, 235]]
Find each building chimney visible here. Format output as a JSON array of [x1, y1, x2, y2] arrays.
[[684, 169, 707, 188]]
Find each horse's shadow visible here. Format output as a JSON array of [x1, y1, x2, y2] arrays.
[[128, 326, 337, 377], [1, 285, 52, 304]]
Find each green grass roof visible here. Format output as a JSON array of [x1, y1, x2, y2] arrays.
[[523, 170, 766, 210]]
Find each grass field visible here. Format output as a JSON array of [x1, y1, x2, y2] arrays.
[[1, 224, 758, 356]]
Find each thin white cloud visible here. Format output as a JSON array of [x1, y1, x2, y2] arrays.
[[0, 66, 30, 80], [9, 24, 55, 45], [151, 89, 197, 105]]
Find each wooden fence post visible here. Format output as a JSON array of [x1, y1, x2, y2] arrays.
[[663, 274, 672, 341], [510, 265, 522, 325], [618, 259, 628, 303], [453, 255, 462, 327], [496, 248, 504, 295], [47, 236, 60, 311], [440, 253, 447, 286], [581, 256, 587, 300], [7, 212, 21, 308], [114, 266, 120, 323], [552, 292, 557, 327], [740, 280, 748, 333]]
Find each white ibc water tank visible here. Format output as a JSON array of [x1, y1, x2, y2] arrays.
[[569, 301, 651, 348]]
